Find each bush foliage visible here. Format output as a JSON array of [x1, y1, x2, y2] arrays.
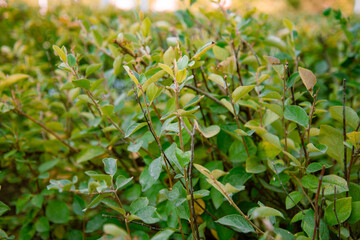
[[1, 3, 360, 240]]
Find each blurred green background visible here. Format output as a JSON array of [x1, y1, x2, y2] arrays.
[[5, 0, 356, 15]]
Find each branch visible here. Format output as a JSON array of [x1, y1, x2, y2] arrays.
[[14, 108, 78, 153], [343, 78, 348, 181], [313, 165, 326, 240], [333, 186, 341, 239]]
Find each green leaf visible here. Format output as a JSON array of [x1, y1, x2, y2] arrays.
[[103, 223, 128, 237], [246, 156, 266, 173], [72, 195, 86, 216], [195, 121, 220, 138], [92, 29, 103, 46], [213, 45, 229, 61], [35, 217, 50, 232], [215, 214, 255, 233], [142, 70, 166, 91], [53, 45, 67, 62], [321, 175, 348, 195], [67, 54, 76, 67], [85, 214, 107, 233], [86, 63, 102, 77], [85, 171, 112, 186], [175, 148, 191, 168], [146, 83, 161, 104], [141, 17, 152, 37], [101, 199, 126, 216], [208, 73, 225, 87], [163, 47, 175, 66], [102, 158, 117, 176], [77, 146, 106, 163], [302, 209, 329, 240], [113, 56, 122, 76], [46, 200, 69, 224], [176, 69, 187, 83], [101, 104, 114, 117], [319, 125, 343, 162], [164, 143, 183, 172], [251, 206, 284, 219], [283, 18, 294, 30], [159, 63, 174, 78], [130, 197, 149, 215], [306, 162, 325, 173], [73, 79, 90, 90], [349, 182, 360, 201], [284, 105, 309, 127], [287, 71, 300, 88], [84, 193, 112, 212], [115, 175, 133, 190], [125, 122, 147, 138], [191, 190, 210, 199], [307, 143, 328, 154], [31, 194, 44, 208], [38, 159, 59, 173], [348, 201, 360, 224], [232, 85, 255, 103], [0, 74, 29, 91], [177, 55, 189, 70], [324, 197, 352, 226], [149, 157, 162, 181], [139, 166, 157, 191], [0, 201, 10, 216], [192, 41, 216, 60], [124, 66, 140, 85], [329, 106, 359, 129], [286, 191, 302, 209], [151, 229, 174, 240]]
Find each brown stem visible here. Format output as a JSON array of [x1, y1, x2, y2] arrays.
[[291, 174, 315, 210], [343, 79, 348, 182], [283, 64, 289, 164], [14, 109, 78, 153], [347, 122, 360, 185], [333, 186, 341, 239], [224, 76, 250, 157], [273, 164, 305, 214], [210, 175, 265, 235], [313, 165, 326, 240], [307, 89, 319, 143]]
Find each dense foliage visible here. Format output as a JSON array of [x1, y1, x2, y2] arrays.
[[1, 3, 360, 240]]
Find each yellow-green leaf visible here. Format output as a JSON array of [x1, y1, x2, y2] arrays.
[[192, 41, 216, 60], [176, 69, 187, 83], [158, 63, 174, 78], [232, 85, 255, 103], [53, 45, 67, 62], [123, 66, 139, 85], [0, 74, 29, 90]]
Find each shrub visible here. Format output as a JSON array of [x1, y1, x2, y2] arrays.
[[1, 3, 360, 240]]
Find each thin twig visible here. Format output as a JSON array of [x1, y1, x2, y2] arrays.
[[307, 89, 319, 143], [224, 75, 250, 157], [348, 122, 360, 186], [273, 164, 305, 214], [313, 165, 326, 240], [289, 79, 309, 166], [188, 122, 200, 240], [102, 214, 191, 236], [343, 78, 348, 182], [317, 187, 325, 240], [333, 186, 341, 239], [14, 108, 78, 153]]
